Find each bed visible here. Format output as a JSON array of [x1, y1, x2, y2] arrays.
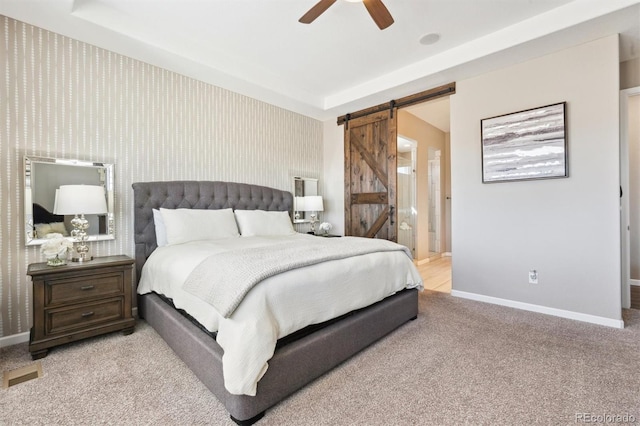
[[133, 180, 421, 424]]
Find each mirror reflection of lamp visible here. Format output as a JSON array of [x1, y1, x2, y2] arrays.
[[54, 185, 108, 262], [303, 196, 324, 234], [294, 196, 306, 221]]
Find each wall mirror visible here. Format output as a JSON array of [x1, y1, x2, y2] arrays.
[[292, 176, 318, 223], [24, 156, 115, 246]]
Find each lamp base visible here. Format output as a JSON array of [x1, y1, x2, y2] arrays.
[[70, 214, 93, 263]]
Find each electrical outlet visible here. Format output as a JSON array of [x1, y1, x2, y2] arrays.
[[528, 269, 538, 284]]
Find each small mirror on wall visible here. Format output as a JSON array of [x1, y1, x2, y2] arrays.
[[24, 156, 115, 246], [292, 176, 318, 223]]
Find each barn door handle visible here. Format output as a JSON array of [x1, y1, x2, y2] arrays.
[[389, 205, 395, 226]]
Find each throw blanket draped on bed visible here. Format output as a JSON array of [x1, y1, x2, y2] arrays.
[[183, 236, 412, 318]]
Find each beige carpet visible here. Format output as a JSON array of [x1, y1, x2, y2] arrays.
[[2, 291, 639, 425]]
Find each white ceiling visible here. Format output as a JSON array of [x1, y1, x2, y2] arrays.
[[1, 0, 639, 121]]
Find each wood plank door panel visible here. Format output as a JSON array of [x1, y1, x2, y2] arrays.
[[344, 110, 397, 241]]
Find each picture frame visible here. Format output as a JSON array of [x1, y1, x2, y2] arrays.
[[481, 102, 568, 183]]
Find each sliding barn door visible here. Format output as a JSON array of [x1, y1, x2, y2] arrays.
[[344, 110, 397, 241]]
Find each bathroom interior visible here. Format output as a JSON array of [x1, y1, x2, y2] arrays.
[[397, 136, 446, 261]]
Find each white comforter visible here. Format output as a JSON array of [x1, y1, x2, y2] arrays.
[[137, 233, 423, 396]]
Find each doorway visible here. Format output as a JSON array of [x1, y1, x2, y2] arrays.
[[428, 147, 442, 258], [397, 136, 417, 257], [620, 87, 640, 310], [338, 84, 455, 290], [398, 96, 451, 264]]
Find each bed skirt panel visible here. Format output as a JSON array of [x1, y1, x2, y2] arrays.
[[138, 288, 418, 422]]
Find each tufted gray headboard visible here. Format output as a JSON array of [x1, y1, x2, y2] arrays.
[[132, 181, 293, 282]]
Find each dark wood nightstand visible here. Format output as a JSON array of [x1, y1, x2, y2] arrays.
[[27, 255, 135, 359]]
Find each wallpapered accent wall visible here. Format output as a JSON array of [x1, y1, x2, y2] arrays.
[[0, 16, 323, 337]]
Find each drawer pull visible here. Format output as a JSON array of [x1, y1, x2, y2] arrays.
[[81, 311, 94, 318], [80, 285, 95, 291]]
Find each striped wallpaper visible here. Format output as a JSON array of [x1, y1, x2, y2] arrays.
[[0, 16, 323, 337]]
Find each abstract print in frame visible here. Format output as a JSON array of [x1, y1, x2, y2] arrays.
[[481, 102, 567, 183]]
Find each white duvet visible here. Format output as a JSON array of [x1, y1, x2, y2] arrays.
[[137, 233, 423, 396]]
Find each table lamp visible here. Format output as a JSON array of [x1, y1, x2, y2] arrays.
[[303, 195, 324, 234], [54, 185, 108, 262]]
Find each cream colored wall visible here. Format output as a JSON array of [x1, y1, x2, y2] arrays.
[[398, 110, 446, 261], [321, 34, 624, 325], [451, 35, 621, 322], [0, 17, 323, 337]]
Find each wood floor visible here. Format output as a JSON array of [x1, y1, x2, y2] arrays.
[[415, 256, 451, 293]]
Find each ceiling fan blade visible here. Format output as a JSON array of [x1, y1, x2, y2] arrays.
[[363, 0, 394, 30], [299, 0, 337, 24]]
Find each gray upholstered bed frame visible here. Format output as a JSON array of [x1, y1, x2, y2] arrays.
[[132, 181, 418, 424]]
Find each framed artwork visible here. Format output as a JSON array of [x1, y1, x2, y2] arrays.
[[481, 102, 567, 183]]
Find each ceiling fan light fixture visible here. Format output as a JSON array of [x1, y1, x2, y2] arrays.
[[299, 0, 393, 30]]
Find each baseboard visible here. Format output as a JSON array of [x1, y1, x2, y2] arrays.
[[416, 253, 449, 265], [451, 290, 624, 329], [0, 331, 29, 348]]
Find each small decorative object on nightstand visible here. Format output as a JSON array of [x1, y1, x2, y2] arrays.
[[27, 255, 135, 360], [318, 222, 332, 236], [40, 233, 73, 266]]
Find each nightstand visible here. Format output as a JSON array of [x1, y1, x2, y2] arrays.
[[27, 255, 135, 360]]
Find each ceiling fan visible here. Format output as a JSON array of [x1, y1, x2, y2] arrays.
[[299, 0, 394, 30]]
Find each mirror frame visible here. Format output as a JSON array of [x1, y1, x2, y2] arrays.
[[292, 176, 318, 224], [24, 155, 115, 246]]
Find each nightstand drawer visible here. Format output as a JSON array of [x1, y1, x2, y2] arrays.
[[47, 298, 124, 335], [46, 273, 123, 306]]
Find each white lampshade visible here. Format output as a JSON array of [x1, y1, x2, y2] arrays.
[[303, 195, 323, 212], [294, 196, 306, 211], [53, 189, 59, 213], [54, 185, 108, 215]]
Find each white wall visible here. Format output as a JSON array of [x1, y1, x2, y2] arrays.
[[450, 35, 621, 323]]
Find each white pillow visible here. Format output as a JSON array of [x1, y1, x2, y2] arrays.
[[234, 210, 296, 237], [35, 222, 68, 237], [160, 208, 239, 245], [152, 209, 168, 247]]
